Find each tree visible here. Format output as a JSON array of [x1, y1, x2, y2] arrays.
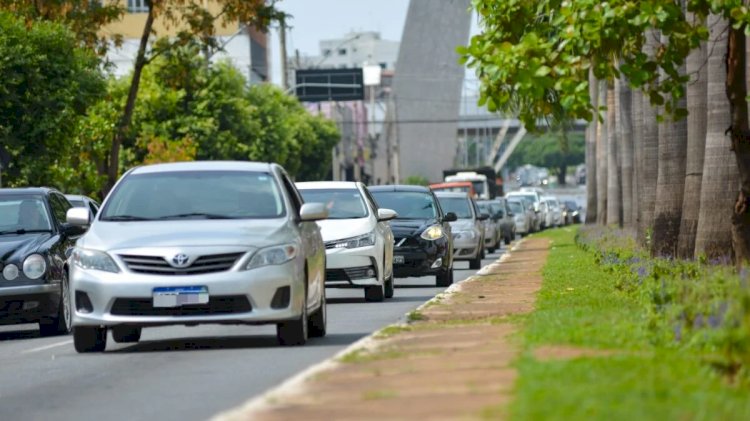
[[606, 83, 622, 226], [403, 176, 430, 186], [596, 80, 608, 225], [0, 12, 105, 187], [617, 78, 634, 228], [507, 131, 585, 185], [639, 31, 660, 245], [585, 70, 598, 223]]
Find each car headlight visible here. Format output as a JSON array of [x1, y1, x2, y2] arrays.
[[23, 254, 47, 279], [2, 264, 19, 280], [327, 232, 376, 249], [246, 244, 298, 270], [72, 248, 120, 273], [421, 225, 444, 241]]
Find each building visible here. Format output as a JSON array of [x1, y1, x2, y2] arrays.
[[294, 31, 399, 72], [104, 0, 269, 83]]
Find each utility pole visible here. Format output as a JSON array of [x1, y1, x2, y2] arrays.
[[279, 20, 288, 91]]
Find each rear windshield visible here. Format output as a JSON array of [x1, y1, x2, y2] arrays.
[[299, 189, 368, 219], [101, 171, 286, 221], [436, 197, 473, 219], [507, 201, 523, 214], [371, 191, 437, 219]]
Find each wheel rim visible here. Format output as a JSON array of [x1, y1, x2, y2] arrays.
[[62, 273, 71, 331]]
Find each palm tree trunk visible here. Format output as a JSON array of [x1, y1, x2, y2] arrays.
[[596, 80, 608, 224], [677, 16, 708, 259], [695, 15, 740, 261], [586, 71, 598, 224], [639, 30, 660, 244], [651, 35, 688, 258], [632, 87, 643, 231], [606, 82, 622, 226], [617, 77, 634, 229]]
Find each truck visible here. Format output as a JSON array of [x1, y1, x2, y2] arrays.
[[442, 167, 503, 199]]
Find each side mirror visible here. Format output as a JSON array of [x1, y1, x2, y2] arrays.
[[478, 213, 490, 221], [61, 223, 87, 237], [377, 208, 398, 221], [495, 212, 504, 219], [299, 203, 329, 221], [443, 212, 458, 222], [66, 207, 91, 226], [507, 212, 514, 217]]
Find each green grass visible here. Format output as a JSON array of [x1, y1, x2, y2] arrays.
[[507, 227, 750, 421]]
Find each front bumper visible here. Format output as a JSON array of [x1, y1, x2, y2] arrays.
[[70, 260, 305, 327], [452, 235, 481, 260], [325, 245, 380, 287], [0, 283, 61, 325], [392, 238, 450, 278]]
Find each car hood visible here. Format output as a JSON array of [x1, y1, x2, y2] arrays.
[[316, 218, 373, 242], [0, 233, 53, 263], [388, 219, 437, 237], [450, 219, 476, 231], [80, 219, 292, 251]]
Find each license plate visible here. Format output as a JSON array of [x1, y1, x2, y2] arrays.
[[153, 286, 209, 308], [393, 255, 405, 264]]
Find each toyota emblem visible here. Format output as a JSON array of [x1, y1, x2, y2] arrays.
[[171, 254, 190, 268]]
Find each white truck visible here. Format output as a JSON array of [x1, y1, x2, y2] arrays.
[[444, 171, 491, 200]]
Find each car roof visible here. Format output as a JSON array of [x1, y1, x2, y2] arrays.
[[65, 194, 86, 201], [369, 184, 431, 193], [0, 187, 56, 196], [434, 191, 469, 199], [296, 181, 360, 190], [129, 161, 275, 175]]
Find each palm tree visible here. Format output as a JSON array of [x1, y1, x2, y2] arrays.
[[695, 15, 740, 260], [617, 77, 634, 229], [585, 70, 598, 223], [606, 82, 622, 226], [596, 79, 608, 224], [631, 87, 643, 230], [676, 14, 707, 259], [639, 31, 660, 244], [651, 36, 687, 258]]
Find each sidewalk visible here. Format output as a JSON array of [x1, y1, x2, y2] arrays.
[[217, 238, 550, 421]]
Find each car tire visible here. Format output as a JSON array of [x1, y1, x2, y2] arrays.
[[436, 268, 453, 287], [39, 271, 72, 337], [365, 284, 385, 302], [73, 326, 107, 353], [112, 326, 142, 343], [308, 287, 327, 338], [384, 274, 394, 299], [469, 253, 482, 270], [277, 301, 308, 346], [504, 233, 512, 245]]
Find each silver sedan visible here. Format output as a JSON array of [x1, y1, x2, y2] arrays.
[[67, 161, 328, 352]]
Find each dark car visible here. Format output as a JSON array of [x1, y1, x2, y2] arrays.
[[65, 194, 100, 217], [369, 185, 456, 287], [0, 188, 85, 336], [479, 198, 516, 246], [562, 200, 582, 224]]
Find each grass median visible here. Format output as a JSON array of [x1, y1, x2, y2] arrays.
[[509, 227, 750, 421]]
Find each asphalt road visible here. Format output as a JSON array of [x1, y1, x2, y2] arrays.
[[0, 249, 505, 421]]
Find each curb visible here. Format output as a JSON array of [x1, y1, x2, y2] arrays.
[[212, 241, 523, 421]]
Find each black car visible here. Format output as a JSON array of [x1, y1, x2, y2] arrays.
[[65, 194, 100, 217], [562, 200, 582, 224], [369, 185, 456, 287], [0, 188, 85, 336]]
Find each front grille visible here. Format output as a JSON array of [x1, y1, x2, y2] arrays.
[[119, 253, 244, 275], [326, 266, 374, 282], [394, 237, 420, 248], [110, 295, 251, 316]]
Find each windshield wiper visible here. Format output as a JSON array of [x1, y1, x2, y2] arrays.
[[101, 215, 152, 221], [0, 229, 52, 235], [156, 213, 234, 220]]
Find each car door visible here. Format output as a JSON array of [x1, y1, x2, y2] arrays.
[[279, 172, 324, 308], [361, 185, 393, 279], [48, 193, 76, 281]]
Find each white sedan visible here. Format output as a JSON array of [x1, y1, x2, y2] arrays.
[[297, 182, 397, 302]]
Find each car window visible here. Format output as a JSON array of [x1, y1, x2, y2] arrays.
[[100, 170, 286, 220], [89, 202, 99, 216], [299, 189, 368, 219], [507, 201, 523, 214], [371, 191, 437, 219], [49, 193, 72, 224], [280, 173, 303, 215], [436, 197, 473, 219], [0, 196, 53, 232]]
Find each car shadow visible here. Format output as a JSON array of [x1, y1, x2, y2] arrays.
[[328, 295, 436, 304], [0, 328, 40, 342], [112, 332, 367, 353]]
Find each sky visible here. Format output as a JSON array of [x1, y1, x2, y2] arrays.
[[268, 0, 479, 85]]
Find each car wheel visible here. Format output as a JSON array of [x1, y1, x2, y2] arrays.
[[277, 301, 308, 346], [365, 284, 385, 302], [39, 271, 72, 337], [384, 274, 394, 299], [112, 326, 142, 343], [73, 326, 107, 353], [308, 287, 327, 338], [436, 268, 453, 287], [469, 253, 482, 270]]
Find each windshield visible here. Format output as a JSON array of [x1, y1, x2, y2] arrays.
[[432, 185, 470, 194], [371, 191, 437, 219], [437, 197, 473, 219], [69, 199, 86, 208], [471, 181, 486, 195], [101, 171, 286, 221], [299, 189, 368, 219], [507, 201, 523, 214], [0, 196, 52, 232]]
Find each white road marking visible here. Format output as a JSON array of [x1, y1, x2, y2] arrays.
[[22, 340, 73, 354]]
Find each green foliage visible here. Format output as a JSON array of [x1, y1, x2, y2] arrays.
[[0, 12, 105, 187], [462, 0, 750, 130], [506, 131, 584, 173], [511, 227, 750, 420], [403, 175, 430, 186]]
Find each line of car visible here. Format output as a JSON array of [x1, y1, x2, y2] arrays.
[[0, 161, 518, 354], [505, 187, 582, 237]]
